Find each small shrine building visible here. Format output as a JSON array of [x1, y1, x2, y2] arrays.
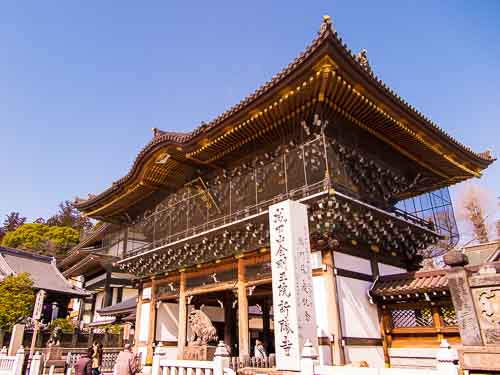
[[73, 17, 494, 367]]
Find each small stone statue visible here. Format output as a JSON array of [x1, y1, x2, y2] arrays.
[[187, 309, 218, 346], [47, 326, 63, 346]]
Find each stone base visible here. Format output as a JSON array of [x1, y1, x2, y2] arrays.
[[44, 345, 63, 361], [182, 345, 216, 361], [458, 345, 500, 372], [237, 369, 295, 375]]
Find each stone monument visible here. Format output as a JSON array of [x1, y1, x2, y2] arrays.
[[269, 200, 318, 371]]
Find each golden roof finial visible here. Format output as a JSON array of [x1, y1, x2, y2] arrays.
[[320, 15, 333, 33]]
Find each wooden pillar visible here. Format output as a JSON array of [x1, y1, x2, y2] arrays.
[[134, 283, 143, 353], [146, 278, 158, 364], [223, 292, 236, 355], [261, 301, 271, 353], [379, 307, 391, 367], [237, 258, 249, 357], [432, 306, 444, 343], [321, 249, 345, 365], [177, 272, 187, 359]]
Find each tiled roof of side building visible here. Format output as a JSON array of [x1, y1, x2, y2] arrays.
[[370, 269, 449, 299], [0, 246, 88, 296]]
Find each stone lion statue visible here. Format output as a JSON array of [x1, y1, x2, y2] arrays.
[[188, 309, 218, 346], [47, 326, 63, 346]]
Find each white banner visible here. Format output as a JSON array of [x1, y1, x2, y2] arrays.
[[32, 290, 46, 320], [269, 199, 318, 371]]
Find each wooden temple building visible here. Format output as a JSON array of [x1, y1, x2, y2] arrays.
[[73, 17, 494, 368], [58, 224, 137, 326]]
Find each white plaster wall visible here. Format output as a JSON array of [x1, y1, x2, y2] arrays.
[[139, 302, 150, 342], [122, 288, 138, 300], [313, 275, 333, 365], [112, 288, 119, 306], [336, 276, 379, 338], [334, 252, 372, 275], [345, 346, 384, 368], [378, 263, 406, 276], [93, 292, 105, 322], [156, 303, 179, 341], [313, 275, 329, 338], [201, 305, 224, 322]]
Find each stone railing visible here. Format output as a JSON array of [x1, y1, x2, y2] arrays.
[[0, 347, 24, 375], [153, 342, 234, 375]]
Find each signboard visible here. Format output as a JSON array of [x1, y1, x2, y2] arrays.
[[269, 199, 318, 371], [32, 290, 46, 320]]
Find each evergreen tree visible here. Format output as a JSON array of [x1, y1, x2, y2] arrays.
[[0, 273, 34, 330]]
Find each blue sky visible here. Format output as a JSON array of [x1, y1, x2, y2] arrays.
[[0, 2, 498, 233]]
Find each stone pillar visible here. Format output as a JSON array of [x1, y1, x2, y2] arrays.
[[237, 258, 249, 357], [177, 273, 187, 359], [8, 324, 25, 356], [443, 251, 483, 346], [214, 341, 230, 375], [321, 249, 345, 365]]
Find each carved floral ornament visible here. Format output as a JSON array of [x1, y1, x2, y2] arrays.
[[478, 288, 500, 326]]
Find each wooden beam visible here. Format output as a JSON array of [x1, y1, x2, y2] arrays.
[[336, 268, 374, 282], [185, 280, 236, 296], [343, 337, 383, 346], [237, 258, 249, 357]]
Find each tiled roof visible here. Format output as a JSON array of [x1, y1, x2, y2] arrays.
[[0, 246, 88, 296], [75, 16, 494, 214], [370, 269, 449, 299], [96, 297, 136, 316]]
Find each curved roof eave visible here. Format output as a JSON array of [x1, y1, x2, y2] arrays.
[[75, 16, 494, 215]]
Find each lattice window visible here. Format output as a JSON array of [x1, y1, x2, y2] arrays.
[[390, 307, 433, 328], [440, 306, 457, 326]]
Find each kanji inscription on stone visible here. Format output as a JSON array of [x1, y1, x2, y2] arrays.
[[269, 199, 318, 371]]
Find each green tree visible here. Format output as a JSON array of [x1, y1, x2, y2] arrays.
[[1, 224, 79, 257], [0, 273, 34, 330]]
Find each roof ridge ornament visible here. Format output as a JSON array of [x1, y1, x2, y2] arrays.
[[152, 127, 161, 138], [320, 15, 334, 34], [355, 48, 373, 74]]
